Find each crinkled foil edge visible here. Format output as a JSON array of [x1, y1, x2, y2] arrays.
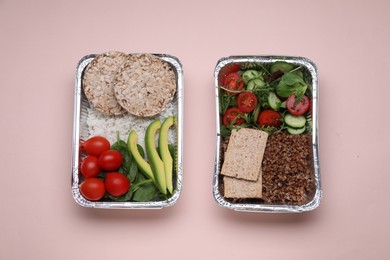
[[213, 56, 322, 213], [71, 53, 184, 209]]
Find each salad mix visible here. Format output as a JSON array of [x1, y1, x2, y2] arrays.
[[219, 61, 313, 137]]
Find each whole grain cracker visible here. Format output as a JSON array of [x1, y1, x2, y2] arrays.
[[113, 53, 176, 117], [82, 52, 129, 115], [221, 128, 268, 181], [223, 173, 263, 198]]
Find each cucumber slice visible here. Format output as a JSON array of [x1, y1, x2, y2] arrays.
[[284, 113, 306, 128], [268, 92, 282, 111], [287, 126, 306, 135], [242, 70, 262, 84], [252, 103, 261, 123], [246, 78, 265, 91]]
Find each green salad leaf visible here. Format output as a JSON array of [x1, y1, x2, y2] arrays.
[[276, 71, 307, 102], [106, 189, 133, 202], [132, 181, 159, 202], [111, 132, 132, 176]]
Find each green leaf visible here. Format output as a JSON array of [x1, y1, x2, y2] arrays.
[[281, 72, 303, 86], [168, 144, 175, 158], [106, 189, 133, 202], [276, 71, 308, 99], [220, 125, 231, 137], [219, 92, 232, 115], [253, 88, 272, 108], [132, 182, 159, 202], [137, 144, 145, 158], [111, 133, 132, 175], [128, 160, 139, 183]]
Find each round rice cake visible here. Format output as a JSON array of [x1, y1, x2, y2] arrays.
[[82, 52, 129, 116], [113, 53, 176, 117]]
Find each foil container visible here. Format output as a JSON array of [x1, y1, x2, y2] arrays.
[[71, 53, 184, 209], [213, 56, 321, 213]]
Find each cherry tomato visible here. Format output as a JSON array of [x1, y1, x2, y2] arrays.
[[258, 110, 282, 127], [83, 136, 110, 157], [223, 107, 245, 126], [286, 95, 310, 116], [98, 150, 123, 171], [80, 156, 101, 178], [105, 172, 130, 197], [223, 72, 244, 96], [237, 92, 258, 113], [79, 178, 105, 201], [226, 64, 240, 74]]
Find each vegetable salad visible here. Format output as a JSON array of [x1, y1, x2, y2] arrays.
[[219, 61, 313, 137]]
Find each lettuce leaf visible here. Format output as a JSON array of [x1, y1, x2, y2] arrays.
[[276, 71, 307, 102]]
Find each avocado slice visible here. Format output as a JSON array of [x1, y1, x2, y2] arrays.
[[127, 130, 154, 181], [145, 119, 167, 195], [159, 116, 175, 194]]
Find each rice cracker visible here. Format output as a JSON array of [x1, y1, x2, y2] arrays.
[[82, 51, 130, 116], [221, 128, 268, 181], [113, 53, 176, 117]]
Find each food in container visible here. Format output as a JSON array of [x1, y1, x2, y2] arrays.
[[213, 56, 321, 213], [72, 52, 184, 209]]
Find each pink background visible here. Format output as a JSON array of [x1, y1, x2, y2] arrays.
[[1, 0, 389, 259]]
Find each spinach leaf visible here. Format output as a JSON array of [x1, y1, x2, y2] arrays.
[[111, 132, 132, 175], [276, 71, 307, 101], [168, 144, 175, 159], [132, 182, 159, 202], [106, 189, 133, 202], [137, 144, 145, 158], [280, 72, 304, 85], [128, 160, 139, 183]]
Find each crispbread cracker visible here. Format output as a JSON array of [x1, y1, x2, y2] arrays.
[[113, 53, 176, 117], [223, 174, 263, 198], [221, 128, 268, 181], [82, 52, 129, 115]]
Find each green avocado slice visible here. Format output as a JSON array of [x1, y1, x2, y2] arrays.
[[145, 119, 167, 195], [159, 116, 175, 194], [127, 130, 154, 181]]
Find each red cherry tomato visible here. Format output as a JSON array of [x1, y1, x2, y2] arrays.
[[80, 156, 101, 178], [83, 136, 110, 157], [223, 107, 245, 126], [237, 92, 258, 113], [258, 110, 282, 127], [98, 150, 123, 171], [223, 72, 244, 96], [286, 95, 310, 116], [79, 178, 105, 201], [105, 172, 130, 197], [227, 64, 240, 74]]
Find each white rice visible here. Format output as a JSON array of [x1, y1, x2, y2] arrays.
[[86, 101, 177, 148]]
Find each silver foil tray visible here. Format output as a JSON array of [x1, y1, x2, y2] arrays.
[[213, 56, 321, 213], [71, 53, 184, 209]]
